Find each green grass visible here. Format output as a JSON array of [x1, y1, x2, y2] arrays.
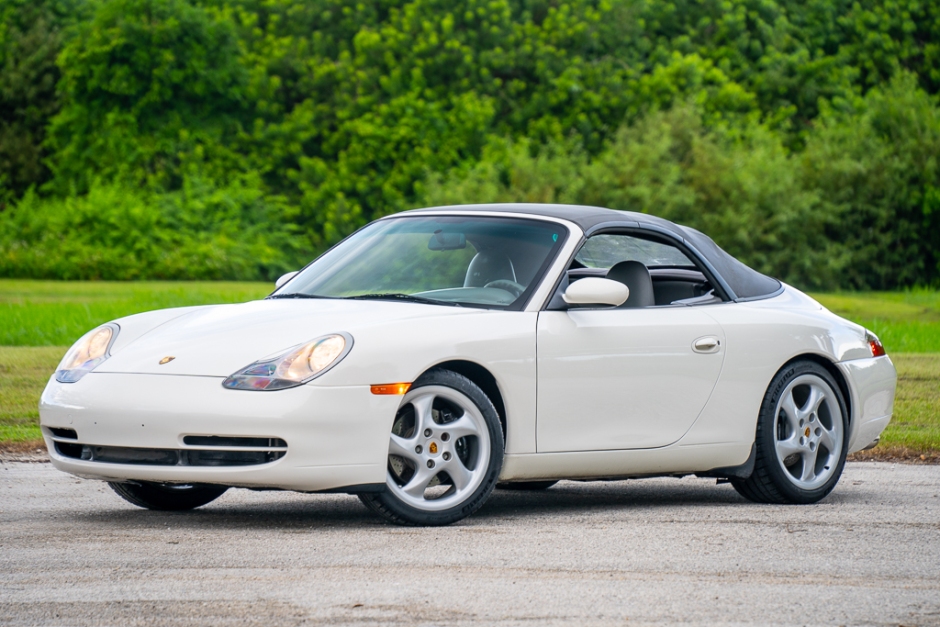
[[877, 354, 940, 454], [0, 280, 937, 457], [0, 346, 65, 443], [2, 280, 936, 351], [811, 289, 940, 353], [0, 279, 270, 346]]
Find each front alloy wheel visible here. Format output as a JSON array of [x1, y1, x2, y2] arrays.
[[359, 369, 504, 525]]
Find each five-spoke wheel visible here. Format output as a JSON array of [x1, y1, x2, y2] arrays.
[[772, 374, 844, 490], [359, 369, 504, 525], [732, 361, 849, 504]]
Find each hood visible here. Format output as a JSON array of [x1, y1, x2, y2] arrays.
[[98, 299, 472, 377]]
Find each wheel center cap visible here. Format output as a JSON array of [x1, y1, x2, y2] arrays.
[[804, 426, 811, 438], [428, 441, 439, 455]]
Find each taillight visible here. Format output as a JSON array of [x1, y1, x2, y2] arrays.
[[866, 332, 886, 357]]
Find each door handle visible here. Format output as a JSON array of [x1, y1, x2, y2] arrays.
[[693, 336, 721, 353]]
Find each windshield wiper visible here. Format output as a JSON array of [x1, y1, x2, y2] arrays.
[[266, 293, 335, 300], [344, 293, 462, 307]]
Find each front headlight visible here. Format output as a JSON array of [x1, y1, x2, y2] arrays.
[[222, 332, 352, 391], [55, 323, 119, 383]]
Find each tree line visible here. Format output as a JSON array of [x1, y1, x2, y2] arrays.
[[1, 0, 939, 289]]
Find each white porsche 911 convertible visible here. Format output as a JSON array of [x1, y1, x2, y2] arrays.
[[40, 204, 897, 525]]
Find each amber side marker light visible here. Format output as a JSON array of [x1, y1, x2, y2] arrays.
[[867, 332, 886, 357], [371, 383, 412, 395]]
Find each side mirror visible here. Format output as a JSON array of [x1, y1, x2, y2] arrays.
[[275, 271, 299, 289], [562, 277, 629, 307]]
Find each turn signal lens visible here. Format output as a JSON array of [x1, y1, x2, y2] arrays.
[[866, 331, 886, 357], [371, 383, 411, 395]]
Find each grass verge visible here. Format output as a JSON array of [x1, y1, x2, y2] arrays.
[[811, 290, 940, 353], [1, 345, 936, 461], [0, 279, 270, 346], [0, 346, 66, 449], [0, 281, 937, 461]]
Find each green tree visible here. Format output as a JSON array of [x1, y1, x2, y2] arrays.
[[0, 174, 304, 280], [804, 73, 940, 289], [0, 0, 86, 205], [47, 0, 249, 193]]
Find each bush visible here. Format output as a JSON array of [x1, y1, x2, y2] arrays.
[[0, 176, 306, 280], [802, 74, 940, 290]]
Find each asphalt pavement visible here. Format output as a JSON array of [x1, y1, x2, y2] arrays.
[[1, 460, 938, 626]]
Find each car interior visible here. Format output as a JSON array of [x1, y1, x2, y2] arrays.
[[564, 232, 724, 307]]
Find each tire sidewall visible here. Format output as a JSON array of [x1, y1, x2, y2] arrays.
[[758, 361, 849, 503], [372, 369, 505, 525], [110, 481, 228, 510]]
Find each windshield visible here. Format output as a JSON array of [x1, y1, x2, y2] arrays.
[[274, 215, 568, 309]]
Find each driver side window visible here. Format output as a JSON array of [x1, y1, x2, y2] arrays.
[[572, 233, 720, 307]]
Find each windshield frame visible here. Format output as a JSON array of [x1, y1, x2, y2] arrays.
[[269, 214, 573, 311]]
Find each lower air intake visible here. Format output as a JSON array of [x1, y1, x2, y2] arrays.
[[55, 442, 287, 467]]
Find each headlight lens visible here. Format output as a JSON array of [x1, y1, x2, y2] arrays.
[[223, 333, 352, 391], [55, 324, 119, 383]]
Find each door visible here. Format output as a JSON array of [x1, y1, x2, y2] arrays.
[[536, 307, 725, 452]]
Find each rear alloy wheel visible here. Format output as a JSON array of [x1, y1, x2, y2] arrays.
[[109, 481, 228, 511], [732, 361, 848, 504], [359, 369, 504, 526]]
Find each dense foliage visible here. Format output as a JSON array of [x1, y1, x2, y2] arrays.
[[1, 0, 939, 288]]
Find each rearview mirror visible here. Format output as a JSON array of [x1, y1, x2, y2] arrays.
[[275, 271, 299, 289], [428, 230, 467, 251], [562, 278, 629, 307]]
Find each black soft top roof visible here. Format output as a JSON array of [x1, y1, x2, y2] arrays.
[[405, 203, 782, 301]]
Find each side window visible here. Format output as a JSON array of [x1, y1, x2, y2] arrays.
[[575, 234, 694, 269], [572, 233, 720, 306]]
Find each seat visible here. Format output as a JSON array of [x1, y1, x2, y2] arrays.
[[606, 260, 655, 308], [464, 251, 516, 288]]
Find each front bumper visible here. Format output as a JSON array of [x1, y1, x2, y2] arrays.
[[39, 373, 402, 491], [837, 355, 897, 454]]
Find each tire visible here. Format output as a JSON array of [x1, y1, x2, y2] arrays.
[[359, 368, 504, 526], [731, 360, 849, 504], [109, 481, 228, 511], [496, 481, 558, 491]]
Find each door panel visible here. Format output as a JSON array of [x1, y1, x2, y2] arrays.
[[537, 308, 725, 452]]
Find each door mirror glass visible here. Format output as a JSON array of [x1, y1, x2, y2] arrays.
[[562, 277, 629, 307], [275, 271, 299, 289]]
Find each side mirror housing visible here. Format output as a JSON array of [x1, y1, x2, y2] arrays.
[[562, 277, 629, 307], [275, 271, 299, 289]]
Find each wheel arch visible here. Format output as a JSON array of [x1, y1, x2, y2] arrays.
[[780, 353, 853, 429], [418, 360, 507, 436]]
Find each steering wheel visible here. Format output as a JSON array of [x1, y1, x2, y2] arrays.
[[484, 279, 525, 298]]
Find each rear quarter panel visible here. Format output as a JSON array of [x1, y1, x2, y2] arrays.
[[679, 286, 877, 462]]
